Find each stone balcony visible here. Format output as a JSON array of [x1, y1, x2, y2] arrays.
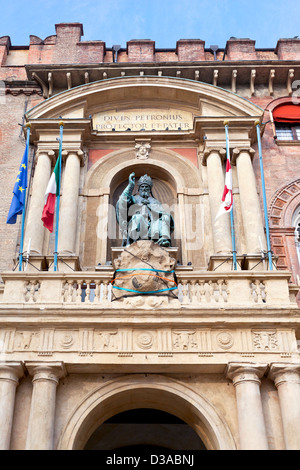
[[0, 269, 298, 312]]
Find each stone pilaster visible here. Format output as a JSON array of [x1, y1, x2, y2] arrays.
[[205, 148, 232, 254], [25, 362, 66, 450], [0, 362, 24, 450], [233, 148, 266, 254], [226, 362, 269, 450], [269, 363, 300, 450], [57, 149, 83, 255], [24, 150, 55, 254]]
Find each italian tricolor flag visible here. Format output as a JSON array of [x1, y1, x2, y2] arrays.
[[41, 155, 60, 232]]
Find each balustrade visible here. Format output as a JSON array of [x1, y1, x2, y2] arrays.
[[0, 270, 295, 308]]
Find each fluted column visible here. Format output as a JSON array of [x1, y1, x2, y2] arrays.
[[0, 362, 24, 450], [233, 148, 266, 253], [269, 363, 300, 449], [205, 148, 232, 253], [25, 362, 66, 450], [226, 362, 269, 450], [57, 150, 83, 254], [24, 150, 54, 254]]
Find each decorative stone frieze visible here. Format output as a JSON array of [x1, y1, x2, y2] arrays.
[[0, 327, 297, 361]]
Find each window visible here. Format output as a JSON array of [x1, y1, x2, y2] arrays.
[[276, 124, 300, 141]]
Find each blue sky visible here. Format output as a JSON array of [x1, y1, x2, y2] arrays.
[[1, 0, 299, 49]]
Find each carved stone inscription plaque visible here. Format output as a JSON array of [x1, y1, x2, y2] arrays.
[[92, 108, 193, 132]]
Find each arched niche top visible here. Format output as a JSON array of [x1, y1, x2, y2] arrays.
[[26, 76, 264, 121], [84, 147, 202, 194]]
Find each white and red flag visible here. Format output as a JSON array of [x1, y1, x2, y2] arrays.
[[215, 158, 233, 220], [41, 155, 60, 232]]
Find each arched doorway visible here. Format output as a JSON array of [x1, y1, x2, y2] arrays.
[[57, 375, 236, 450], [83, 408, 206, 451]]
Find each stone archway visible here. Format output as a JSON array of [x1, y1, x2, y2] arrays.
[[57, 374, 236, 450]]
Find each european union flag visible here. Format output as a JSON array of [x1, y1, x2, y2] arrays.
[[6, 145, 28, 224]]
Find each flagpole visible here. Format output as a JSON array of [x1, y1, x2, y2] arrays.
[[255, 120, 273, 270], [19, 123, 31, 271], [54, 121, 64, 272], [224, 120, 237, 271]]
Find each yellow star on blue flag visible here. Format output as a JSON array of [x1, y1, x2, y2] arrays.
[[6, 145, 28, 224]]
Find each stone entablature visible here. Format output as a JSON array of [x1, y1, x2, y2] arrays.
[[0, 326, 297, 363]]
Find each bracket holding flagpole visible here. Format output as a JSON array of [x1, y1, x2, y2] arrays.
[[255, 120, 273, 270], [19, 122, 31, 271], [54, 121, 64, 272], [224, 120, 237, 271]]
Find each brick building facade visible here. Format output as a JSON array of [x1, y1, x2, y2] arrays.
[[0, 23, 300, 450]]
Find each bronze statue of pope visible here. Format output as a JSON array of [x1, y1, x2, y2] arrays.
[[116, 172, 174, 247]]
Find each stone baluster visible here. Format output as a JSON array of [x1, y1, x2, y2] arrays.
[[25, 362, 66, 450], [0, 362, 24, 450], [57, 149, 83, 254], [269, 364, 300, 449], [226, 362, 269, 450], [204, 148, 232, 254], [233, 148, 266, 254], [24, 150, 54, 254]]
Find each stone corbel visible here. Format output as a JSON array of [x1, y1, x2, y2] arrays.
[[268, 69, 275, 96], [287, 69, 295, 96], [213, 70, 218, 86], [232, 147, 255, 164], [202, 147, 226, 165], [31, 72, 48, 99], [250, 69, 256, 96], [231, 70, 237, 93], [48, 72, 53, 98], [66, 72, 72, 90]]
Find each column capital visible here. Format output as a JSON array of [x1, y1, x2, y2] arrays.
[[202, 147, 226, 165], [232, 147, 255, 164], [226, 362, 268, 386], [25, 361, 66, 385], [62, 148, 85, 165], [36, 149, 56, 164], [268, 363, 300, 387], [0, 361, 25, 385]]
